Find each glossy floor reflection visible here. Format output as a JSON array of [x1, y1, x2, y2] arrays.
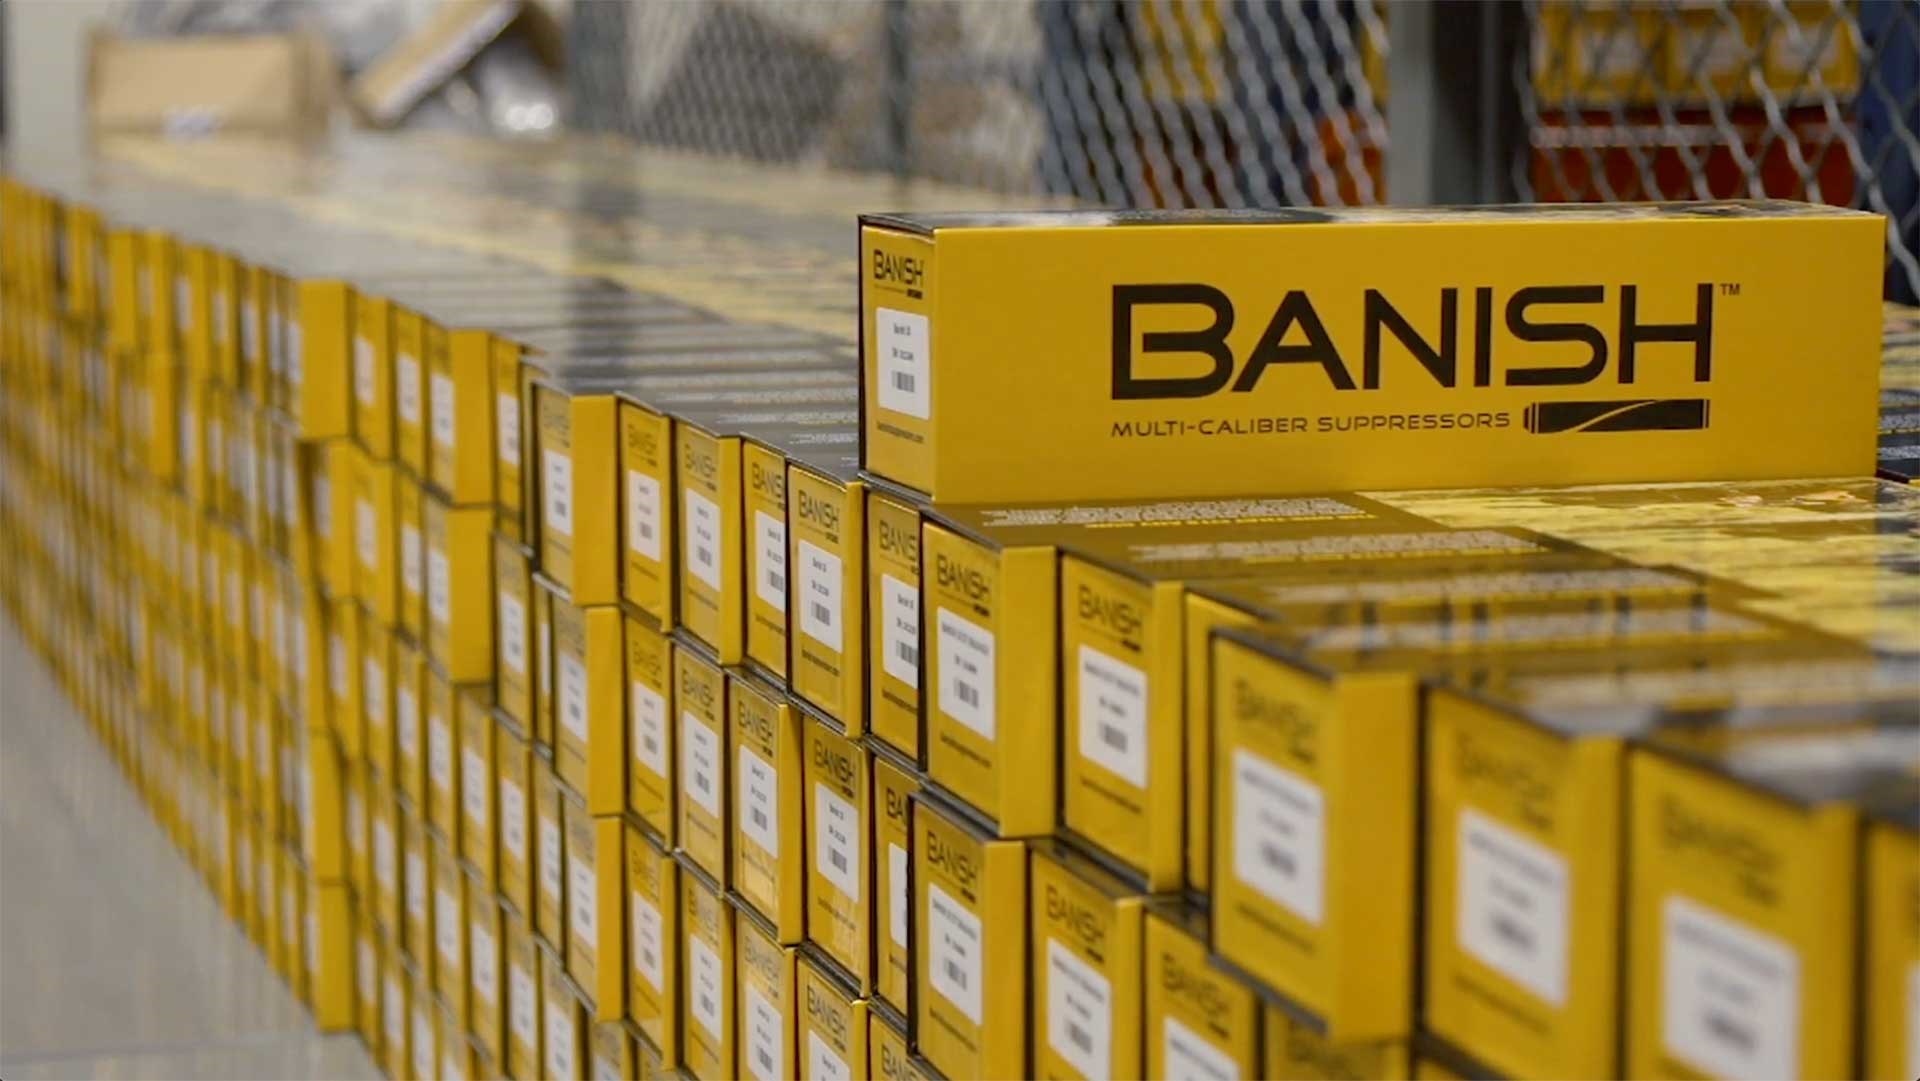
[[0, 621, 379, 1081]]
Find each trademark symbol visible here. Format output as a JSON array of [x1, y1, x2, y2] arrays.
[[1719, 282, 1742, 297]]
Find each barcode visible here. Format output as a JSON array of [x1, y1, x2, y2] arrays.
[[944, 959, 969, 990], [829, 849, 849, 874], [640, 945, 657, 971], [554, 498, 569, 520], [696, 547, 713, 568], [639, 521, 654, 540], [1706, 1010, 1756, 1053], [699, 992, 716, 1017], [696, 772, 712, 796], [1069, 1022, 1095, 1054], [891, 371, 916, 392], [757, 1048, 774, 1073], [751, 808, 769, 832], [1493, 914, 1535, 954], [956, 681, 980, 708], [1261, 843, 1295, 877], [1100, 723, 1129, 752], [811, 602, 833, 625], [642, 734, 659, 755], [896, 641, 918, 666]]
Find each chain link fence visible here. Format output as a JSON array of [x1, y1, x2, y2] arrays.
[[567, 0, 1919, 300]]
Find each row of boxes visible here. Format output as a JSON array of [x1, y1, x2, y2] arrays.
[[6, 131, 1917, 1081]]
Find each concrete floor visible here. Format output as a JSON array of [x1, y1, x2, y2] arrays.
[[0, 620, 379, 1081]]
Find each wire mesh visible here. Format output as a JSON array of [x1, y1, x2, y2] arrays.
[[565, 0, 1916, 299], [1518, 0, 1920, 301]]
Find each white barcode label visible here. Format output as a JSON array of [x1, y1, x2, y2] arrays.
[[1164, 1015, 1241, 1081], [689, 935, 724, 1038], [428, 548, 451, 626], [383, 973, 406, 1047], [936, 608, 996, 739], [627, 471, 662, 561], [797, 540, 843, 652], [815, 783, 860, 900], [631, 680, 668, 776], [500, 777, 527, 862], [436, 886, 460, 966], [685, 489, 722, 591], [808, 1030, 850, 1081], [593, 1052, 621, 1081], [397, 353, 421, 425], [357, 937, 376, 1003], [509, 961, 537, 1044], [1231, 748, 1325, 926], [463, 747, 489, 828], [362, 656, 386, 729], [395, 685, 419, 760], [354, 337, 376, 406], [545, 998, 575, 1080], [374, 819, 396, 890], [328, 633, 348, 700], [429, 711, 452, 793], [570, 853, 598, 951], [754, 510, 788, 613], [497, 393, 521, 468], [881, 574, 919, 687], [405, 851, 427, 921], [1458, 807, 1570, 1007], [683, 714, 721, 816], [739, 745, 780, 856], [1661, 894, 1800, 1081], [745, 981, 783, 1081], [470, 918, 497, 1004], [356, 498, 377, 572], [431, 373, 455, 450], [875, 307, 931, 419], [1076, 644, 1149, 788], [929, 882, 984, 1025], [632, 893, 664, 991], [544, 449, 573, 537], [539, 816, 563, 904], [1047, 937, 1113, 1079], [889, 843, 909, 947], [401, 524, 422, 597], [559, 652, 589, 744], [500, 592, 527, 676]]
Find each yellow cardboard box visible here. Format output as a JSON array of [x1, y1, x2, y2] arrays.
[[787, 452, 866, 735], [552, 596, 624, 816], [625, 819, 678, 1064], [912, 789, 1027, 1080], [459, 684, 497, 885], [562, 790, 625, 1021], [799, 951, 869, 1081], [617, 398, 675, 629], [495, 715, 534, 916], [424, 492, 493, 682], [731, 669, 804, 942], [534, 754, 568, 950], [495, 534, 534, 731], [743, 438, 789, 681], [1143, 903, 1259, 1080], [1029, 839, 1145, 1081], [870, 746, 919, 1018], [736, 902, 800, 1081], [682, 860, 737, 1081], [625, 614, 675, 843], [675, 638, 730, 886], [805, 716, 870, 993], [505, 908, 543, 1081]]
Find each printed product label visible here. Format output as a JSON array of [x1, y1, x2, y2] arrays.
[[685, 489, 722, 591], [402, 525, 422, 596], [627, 471, 662, 560], [397, 353, 420, 424], [745, 981, 782, 1081], [1231, 748, 1325, 925], [875, 308, 930, 419], [429, 712, 452, 793], [632, 893, 664, 991], [463, 748, 489, 827], [374, 820, 396, 889], [890, 844, 909, 947], [1661, 894, 1800, 1081], [689, 935, 724, 1038], [1458, 807, 1570, 1006], [683, 715, 721, 815], [559, 653, 589, 743], [632, 681, 667, 775], [500, 592, 527, 675], [471, 918, 497, 1003], [384, 973, 406, 1046], [396, 686, 418, 758], [1164, 1015, 1240, 1080], [509, 961, 537, 1044], [539, 818, 563, 903], [354, 337, 375, 406], [815, 783, 860, 899], [497, 393, 520, 467], [809, 1030, 850, 1081], [739, 745, 780, 856], [356, 499, 377, 572], [571, 856, 598, 951], [1048, 938, 1113, 1080], [437, 886, 460, 965], [1076, 644, 1149, 788], [936, 608, 995, 739], [928, 882, 985, 1025], [413, 1004, 434, 1080], [881, 574, 919, 687], [431, 373, 455, 449], [756, 510, 787, 611], [798, 540, 843, 651], [544, 450, 572, 537], [501, 778, 526, 861], [428, 549, 450, 626], [363, 658, 386, 727], [546, 999, 575, 1080], [406, 851, 427, 920]]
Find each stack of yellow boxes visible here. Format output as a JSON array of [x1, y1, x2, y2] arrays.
[[3, 137, 1917, 1081]]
